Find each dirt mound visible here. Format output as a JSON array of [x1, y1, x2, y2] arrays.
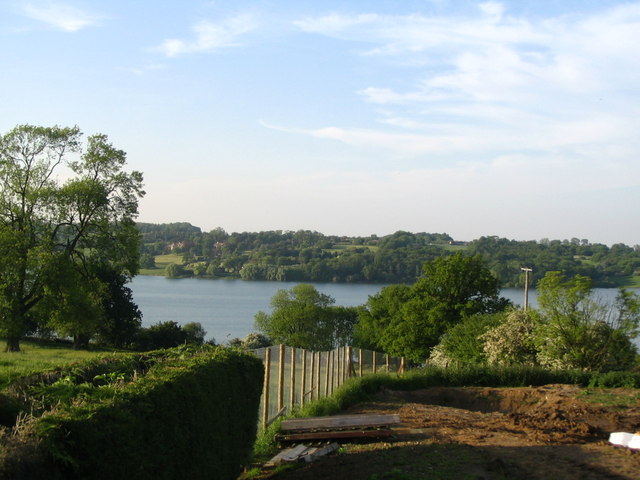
[[267, 385, 640, 479]]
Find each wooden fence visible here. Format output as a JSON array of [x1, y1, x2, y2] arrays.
[[253, 345, 405, 429]]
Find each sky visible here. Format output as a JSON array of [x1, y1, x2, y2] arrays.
[[1, 0, 639, 246]]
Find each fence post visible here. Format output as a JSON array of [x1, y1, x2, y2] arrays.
[[290, 347, 296, 412], [336, 347, 341, 389], [262, 347, 271, 430], [330, 349, 336, 395], [278, 344, 285, 413], [316, 351, 321, 400], [399, 357, 405, 375], [358, 349, 363, 377], [324, 351, 330, 397], [309, 350, 315, 402], [385, 354, 390, 374], [372, 351, 377, 374], [346, 346, 352, 379], [300, 349, 307, 406]]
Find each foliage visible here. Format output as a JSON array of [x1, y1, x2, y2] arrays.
[[436, 312, 506, 365], [0, 340, 109, 390], [139, 225, 457, 284], [354, 285, 412, 351], [469, 236, 640, 287], [132, 321, 187, 350], [92, 266, 142, 348], [534, 272, 639, 371], [0, 125, 144, 351], [182, 322, 206, 345], [0, 346, 264, 480], [588, 370, 640, 388], [255, 284, 357, 350], [356, 254, 511, 362], [241, 332, 271, 349], [481, 310, 539, 366], [138, 224, 640, 287], [164, 262, 185, 278]]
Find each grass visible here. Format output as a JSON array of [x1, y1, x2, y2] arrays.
[[139, 253, 184, 276], [578, 388, 640, 409], [0, 339, 113, 389], [324, 243, 379, 253]]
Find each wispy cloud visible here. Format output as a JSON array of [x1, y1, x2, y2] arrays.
[[156, 14, 257, 57], [22, 2, 101, 32], [287, 2, 640, 186]]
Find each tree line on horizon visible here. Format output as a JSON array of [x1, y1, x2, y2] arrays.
[[138, 222, 640, 288]]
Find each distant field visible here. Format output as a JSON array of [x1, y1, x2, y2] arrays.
[[139, 253, 184, 276], [0, 340, 111, 389], [439, 244, 468, 252], [325, 243, 379, 253]]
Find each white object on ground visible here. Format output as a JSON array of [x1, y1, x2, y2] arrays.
[[609, 432, 639, 449], [628, 434, 640, 450]]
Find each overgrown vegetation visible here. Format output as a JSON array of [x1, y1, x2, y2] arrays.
[[0, 345, 263, 480], [430, 272, 640, 373]]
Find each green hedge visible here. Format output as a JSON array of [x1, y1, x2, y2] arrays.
[[1, 346, 263, 480]]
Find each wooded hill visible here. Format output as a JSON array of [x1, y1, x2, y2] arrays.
[[137, 223, 640, 288]]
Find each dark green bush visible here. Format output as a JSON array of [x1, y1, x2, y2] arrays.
[[132, 321, 188, 350], [2, 346, 263, 480], [588, 370, 640, 388]]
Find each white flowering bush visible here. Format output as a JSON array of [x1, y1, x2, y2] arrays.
[[481, 310, 538, 366], [427, 343, 454, 368]]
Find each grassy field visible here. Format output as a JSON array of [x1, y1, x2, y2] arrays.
[[0, 340, 112, 389], [139, 253, 184, 276]]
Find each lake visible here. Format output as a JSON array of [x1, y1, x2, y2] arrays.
[[129, 276, 639, 346]]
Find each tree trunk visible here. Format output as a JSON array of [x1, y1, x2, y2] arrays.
[[73, 334, 90, 350], [4, 336, 21, 352]]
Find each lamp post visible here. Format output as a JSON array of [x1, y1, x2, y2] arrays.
[[520, 267, 532, 311]]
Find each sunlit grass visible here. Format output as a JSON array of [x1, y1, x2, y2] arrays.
[[0, 340, 113, 389], [139, 253, 184, 276]]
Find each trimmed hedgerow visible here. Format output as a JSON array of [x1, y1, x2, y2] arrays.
[[2, 346, 263, 480]]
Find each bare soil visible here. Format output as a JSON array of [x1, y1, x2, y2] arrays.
[[255, 385, 640, 479]]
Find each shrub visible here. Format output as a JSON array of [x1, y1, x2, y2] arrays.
[[1, 346, 264, 480], [481, 310, 538, 366], [437, 313, 505, 365], [132, 321, 187, 350], [183, 322, 206, 345]]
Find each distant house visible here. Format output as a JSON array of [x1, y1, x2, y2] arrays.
[[168, 241, 185, 251]]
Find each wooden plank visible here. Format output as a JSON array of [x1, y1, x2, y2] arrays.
[[301, 442, 340, 462], [265, 444, 310, 467], [278, 429, 396, 442], [282, 444, 311, 462], [280, 414, 400, 432]]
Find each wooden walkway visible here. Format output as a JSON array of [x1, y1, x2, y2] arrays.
[[277, 413, 401, 442]]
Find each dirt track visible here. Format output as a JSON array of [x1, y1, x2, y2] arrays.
[[261, 385, 640, 479]]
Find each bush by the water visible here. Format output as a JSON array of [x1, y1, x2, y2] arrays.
[[0, 345, 263, 480]]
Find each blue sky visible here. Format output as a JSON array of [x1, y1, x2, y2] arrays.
[[2, 1, 639, 245]]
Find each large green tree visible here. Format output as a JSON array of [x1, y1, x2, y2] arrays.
[[255, 284, 357, 350], [355, 253, 511, 362], [534, 272, 639, 370], [0, 125, 144, 351]]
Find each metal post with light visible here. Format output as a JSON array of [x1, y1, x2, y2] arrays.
[[520, 267, 532, 311]]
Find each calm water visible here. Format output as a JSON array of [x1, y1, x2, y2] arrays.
[[129, 276, 386, 343], [129, 276, 639, 346]]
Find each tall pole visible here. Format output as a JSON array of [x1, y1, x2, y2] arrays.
[[521, 267, 532, 311]]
